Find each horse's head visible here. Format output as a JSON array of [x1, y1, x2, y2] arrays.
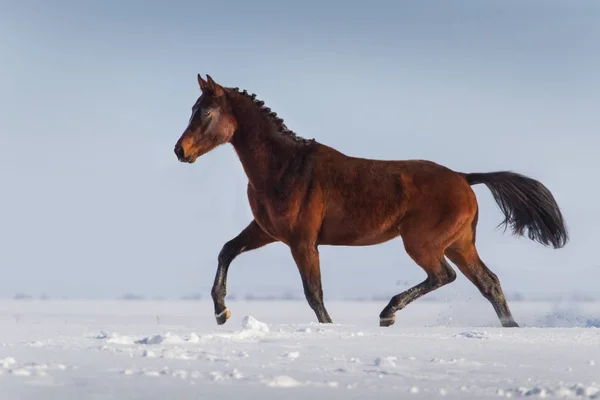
[[174, 74, 237, 163]]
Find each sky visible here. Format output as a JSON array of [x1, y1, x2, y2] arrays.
[[0, 0, 599, 302]]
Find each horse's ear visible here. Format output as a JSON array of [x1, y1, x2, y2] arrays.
[[206, 74, 224, 97], [198, 74, 209, 92]]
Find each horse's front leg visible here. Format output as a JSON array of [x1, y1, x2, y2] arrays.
[[289, 241, 333, 324], [211, 220, 276, 325]]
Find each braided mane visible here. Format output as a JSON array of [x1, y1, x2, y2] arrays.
[[231, 87, 314, 144]]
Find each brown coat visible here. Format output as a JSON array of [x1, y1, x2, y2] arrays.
[[174, 74, 568, 327]]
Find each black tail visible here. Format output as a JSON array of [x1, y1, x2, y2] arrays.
[[464, 171, 568, 249]]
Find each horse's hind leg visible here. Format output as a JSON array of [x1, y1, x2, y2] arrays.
[[379, 244, 457, 327], [445, 236, 519, 328]]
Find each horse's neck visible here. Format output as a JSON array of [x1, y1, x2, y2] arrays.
[[231, 126, 297, 190]]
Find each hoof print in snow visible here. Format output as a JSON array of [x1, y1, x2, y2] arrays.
[[453, 331, 489, 340]]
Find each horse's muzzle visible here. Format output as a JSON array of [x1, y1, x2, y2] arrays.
[[174, 144, 188, 162]]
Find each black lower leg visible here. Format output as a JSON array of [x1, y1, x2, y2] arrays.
[[379, 260, 456, 327], [210, 221, 275, 325], [477, 262, 518, 327], [211, 241, 240, 323], [291, 243, 333, 324], [302, 278, 332, 323]]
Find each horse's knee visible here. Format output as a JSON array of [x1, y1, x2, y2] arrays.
[[218, 240, 238, 266]]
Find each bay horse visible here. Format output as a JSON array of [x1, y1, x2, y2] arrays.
[[174, 74, 568, 328]]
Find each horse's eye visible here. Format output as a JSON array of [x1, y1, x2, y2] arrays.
[[202, 109, 211, 117]]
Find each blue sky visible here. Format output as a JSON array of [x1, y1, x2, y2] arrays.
[[1, 0, 599, 300]]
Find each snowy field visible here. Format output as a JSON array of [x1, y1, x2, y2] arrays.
[[1, 299, 600, 399]]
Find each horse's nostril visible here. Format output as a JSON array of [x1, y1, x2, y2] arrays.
[[174, 145, 184, 160]]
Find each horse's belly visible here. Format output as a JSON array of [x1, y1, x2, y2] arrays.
[[318, 215, 402, 246]]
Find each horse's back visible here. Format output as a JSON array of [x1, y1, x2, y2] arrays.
[[313, 144, 478, 246]]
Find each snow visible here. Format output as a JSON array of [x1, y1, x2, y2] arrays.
[[241, 315, 270, 333], [264, 375, 302, 387], [1, 299, 600, 399]]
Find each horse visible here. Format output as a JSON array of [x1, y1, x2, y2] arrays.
[[174, 74, 568, 328]]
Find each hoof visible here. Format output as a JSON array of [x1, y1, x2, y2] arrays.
[[502, 320, 519, 328], [379, 316, 395, 327], [215, 308, 231, 325]]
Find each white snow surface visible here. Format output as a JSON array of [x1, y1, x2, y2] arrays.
[[1, 299, 600, 399]]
